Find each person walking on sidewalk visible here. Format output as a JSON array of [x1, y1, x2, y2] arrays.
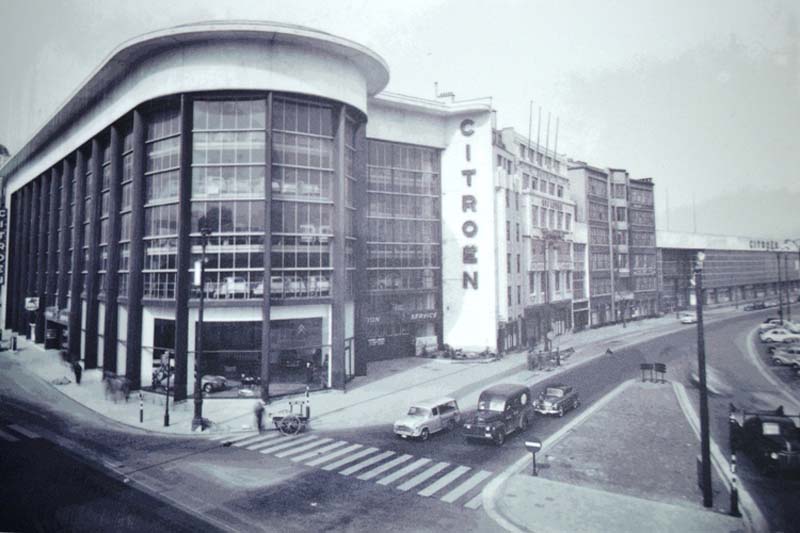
[[253, 399, 266, 433], [72, 359, 83, 385]]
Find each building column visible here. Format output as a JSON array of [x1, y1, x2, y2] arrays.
[[68, 150, 86, 361], [173, 95, 192, 401], [35, 176, 49, 343], [260, 92, 273, 400], [9, 192, 24, 332], [84, 139, 102, 369], [125, 110, 145, 388], [103, 125, 123, 375], [352, 116, 368, 377], [46, 167, 60, 308], [57, 158, 72, 311], [330, 105, 347, 389]]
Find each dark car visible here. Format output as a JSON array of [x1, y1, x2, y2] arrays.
[[730, 407, 800, 474], [533, 384, 580, 416], [462, 383, 534, 446], [743, 300, 766, 311]]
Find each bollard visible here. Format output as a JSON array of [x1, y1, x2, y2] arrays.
[[139, 391, 144, 423], [729, 453, 741, 517], [304, 386, 311, 419]]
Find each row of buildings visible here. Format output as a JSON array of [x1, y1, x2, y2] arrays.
[[1, 21, 798, 401]]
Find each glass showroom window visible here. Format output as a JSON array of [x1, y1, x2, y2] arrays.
[[270, 97, 334, 299], [191, 98, 266, 300], [67, 156, 76, 301], [98, 138, 112, 296], [118, 125, 133, 296], [143, 105, 180, 299], [81, 150, 93, 296]]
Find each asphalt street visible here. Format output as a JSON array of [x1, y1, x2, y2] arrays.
[[1, 308, 797, 532]]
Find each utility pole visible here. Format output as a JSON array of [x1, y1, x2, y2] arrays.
[[694, 251, 712, 508], [192, 224, 213, 431], [777, 252, 784, 326]]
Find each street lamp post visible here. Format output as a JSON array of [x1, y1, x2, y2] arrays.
[[693, 251, 713, 508], [776, 252, 785, 326], [192, 225, 213, 431]]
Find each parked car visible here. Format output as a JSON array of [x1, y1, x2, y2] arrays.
[[462, 384, 534, 446], [760, 328, 800, 343], [770, 346, 800, 368], [679, 312, 697, 324], [393, 397, 461, 441], [730, 406, 800, 474], [767, 337, 800, 354], [533, 384, 580, 417], [201, 374, 228, 394], [216, 276, 248, 298], [744, 301, 766, 311], [758, 318, 786, 332]]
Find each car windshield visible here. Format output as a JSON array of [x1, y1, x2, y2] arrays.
[[478, 398, 506, 412], [545, 388, 564, 397], [762, 422, 782, 436], [407, 407, 429, 416]]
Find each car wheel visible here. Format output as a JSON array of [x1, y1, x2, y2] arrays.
[[771, 358, 781, 366], [494, 431, 505, 446], [203, 383, 214, 393], [420, 428, 430, 442]]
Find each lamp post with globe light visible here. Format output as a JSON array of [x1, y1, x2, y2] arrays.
[[693, 251, 712, 508]]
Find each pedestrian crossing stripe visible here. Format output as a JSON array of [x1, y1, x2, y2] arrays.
[[8, 424, 40, 439], [275, 438, 333, 458], [321, 446, 379, 471], [305, 443, 363, 467], [339, 450, 395, 476], [220, 433, 259, 445], [0, 428, 20, 442], [396, 461, 450, 491], [211, 433, 494, 509]]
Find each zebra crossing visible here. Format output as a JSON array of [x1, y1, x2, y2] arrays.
[[213, 431, 492, 509], [0, 423, 42, 443]]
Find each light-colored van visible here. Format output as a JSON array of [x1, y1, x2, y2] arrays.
[[393, 397, 461, 441]]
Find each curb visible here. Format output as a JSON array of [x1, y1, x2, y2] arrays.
[[482, 379, 636, 533], [743, 328, 800, 411], [671, 381, 765, 533]]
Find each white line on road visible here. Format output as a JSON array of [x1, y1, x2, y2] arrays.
[[8, 424, 40, 439], [0, 428, 20, 442], [376, 457, 431, 486], [464, 492, 483, 509], [357, 454, 413, 481], [441, 469, 492, 503], [258, 435, 317, 455], [418, 465, 470, 497], [274, 438, 333, 458], [305, 444, 363, 467], [234, 433, 279, 447], [219, 433, 258, 445], [395, 461, 449, 492], [291, 440, 348, 463], [321, 447, 379, 472], [245, 433, 285, 450], [339, 450, 395, 476]]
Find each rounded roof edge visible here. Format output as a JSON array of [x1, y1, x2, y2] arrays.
[[2, 20, 390, 183]]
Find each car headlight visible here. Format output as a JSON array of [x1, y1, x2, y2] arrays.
[[770, 452, 779, 460]]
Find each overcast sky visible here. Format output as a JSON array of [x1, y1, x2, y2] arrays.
[[1, 0, 798, 238]]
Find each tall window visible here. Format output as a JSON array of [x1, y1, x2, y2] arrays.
[[143, 104, 180, 299], [98, 138, 111, 296], [81, 150, 93, 295], [118, 125, 134, 296]]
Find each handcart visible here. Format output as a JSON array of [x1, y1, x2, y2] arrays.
[[271, 398, 311, 435]]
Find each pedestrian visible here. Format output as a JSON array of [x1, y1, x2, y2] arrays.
[[72, 360, 82, 385], [305, 360, 314, 384], [253, 399, 265, 433]]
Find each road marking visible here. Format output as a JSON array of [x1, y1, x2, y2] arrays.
[[440, 469, 492, 503], [305, 444, 363, 467], [220, 433, 259, 445], [376, 457, 431, 486], [245, 433, 285, 450], [339, 451, 395, 476], [258, 435, 317, 455], [291, 440, 349, 463], [418, 465, 470, 497], [8, 424, 40, 439], [396, 461, 450, 491], [234, 433, 279, 447], [275, 438, 333, 458], [321, 447, 379, 472], [464, 493, 483, 509], [0, 428, 20, 442], [357, 454, 413, 481]]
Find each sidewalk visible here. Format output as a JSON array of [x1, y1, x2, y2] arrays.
[[1, 305, 744, 436], [494, 380, 744, 533]]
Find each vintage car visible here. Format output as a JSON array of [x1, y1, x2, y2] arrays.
[[743, 301, 766, 311], [679, 312, 698, 324], [760, 328, 800, 344], [393, 397, 461, 441], [533, 384, 580, 417], [770, 346, 800, 368], [462, 384, 534, 446], [757, 318, 786, 332], [730, 406, 800, 474], [201, 374, 228, 394]]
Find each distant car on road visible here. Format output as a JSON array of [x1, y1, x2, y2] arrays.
[[393, 398, 461, 441], [533, 384, 580, 417], [730, 406, 800, 474], [743, 301, 766, 311], [760, 328, 800, 344], [201, 374, 227, 394], [463, 384, 534, 446], [679, 312, 697, 324]]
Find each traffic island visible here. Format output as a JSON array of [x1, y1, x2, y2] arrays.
[[495, 380, 743, 533]]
